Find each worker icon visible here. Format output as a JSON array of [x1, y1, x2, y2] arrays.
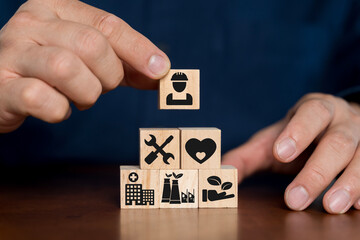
[[159, 69, 199, 109], [166, 72, 193, 106]]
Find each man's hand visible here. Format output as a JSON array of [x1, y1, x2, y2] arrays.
[[223, 93, 360, 214], [0, 0, 170, 133]]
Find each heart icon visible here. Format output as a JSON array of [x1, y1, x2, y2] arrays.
[[185, 138, 217, 164]]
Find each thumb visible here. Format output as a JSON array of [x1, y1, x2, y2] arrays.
[[222, 121, 286, 182]]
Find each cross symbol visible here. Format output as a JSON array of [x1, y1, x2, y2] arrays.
[[129, 172, 138, 182]]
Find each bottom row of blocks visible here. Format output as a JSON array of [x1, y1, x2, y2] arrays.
[[120, 165, 238, 209]]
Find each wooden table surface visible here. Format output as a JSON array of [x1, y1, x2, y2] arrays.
[[0, 164, 359, 240]]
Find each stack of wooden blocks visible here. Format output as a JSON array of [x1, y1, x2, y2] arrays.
[[120, 70, 238, 209]]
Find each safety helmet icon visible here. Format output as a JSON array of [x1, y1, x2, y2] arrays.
[[171, 72, 188, 92]]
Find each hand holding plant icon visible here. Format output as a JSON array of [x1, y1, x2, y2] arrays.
[[203, 176, 235, 202]]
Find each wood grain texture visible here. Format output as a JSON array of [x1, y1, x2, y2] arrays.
[[159, 69, 200, 110], [2, 164, 360, 240], [139, 128, 180, 170], [180, 127, 221, 169], [199, 165, 238, 208], [120, 166, 159, 209], [159, 170, 198, 208]]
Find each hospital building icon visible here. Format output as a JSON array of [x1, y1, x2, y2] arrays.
[[125, 172, 155, 206]]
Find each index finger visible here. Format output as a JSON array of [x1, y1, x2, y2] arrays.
[[53, 0, 170, 79]]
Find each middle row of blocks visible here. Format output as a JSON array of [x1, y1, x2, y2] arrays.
[[140, 127, 221, 170]]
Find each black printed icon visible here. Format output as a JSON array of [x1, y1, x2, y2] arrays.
[[185, 138, 217, 164], [125, 172, 155, 206], [161, 172, 195, 204], [144, 134, 175, 165], [128, 172, 138, 182], [166, 72, 193, 106], [202, 176, 234, 202]]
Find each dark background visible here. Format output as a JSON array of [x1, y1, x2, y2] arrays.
[[0, 0, 359, 165]]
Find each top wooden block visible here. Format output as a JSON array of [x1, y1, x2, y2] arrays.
[[159, 69, 200, 110]]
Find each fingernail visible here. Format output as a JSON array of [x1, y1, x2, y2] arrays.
[[277, 137, 296, 161], [148, 55, 170, 76], [328, 189, 351, 214], [286, 185, 309, 210]]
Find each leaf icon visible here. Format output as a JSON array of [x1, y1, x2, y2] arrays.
[[174, 173, 183, 179], [221, 182, 232, 190], [165, 173, 172, 178], [207, 176, 221, 186]]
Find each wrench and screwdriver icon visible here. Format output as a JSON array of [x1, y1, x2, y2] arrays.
[[144, 134, 175, 165]]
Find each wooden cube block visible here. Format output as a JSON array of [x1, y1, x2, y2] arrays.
[[120, 166, 160, 209], [140, 128, 180, 170], [180, 127, 221, 169], [159, 69, 200, 110], [159, 170, 198, 208], [199, 165, 238, 208]]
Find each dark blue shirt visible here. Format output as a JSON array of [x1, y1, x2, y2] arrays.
[[0, 0, 359, 164]]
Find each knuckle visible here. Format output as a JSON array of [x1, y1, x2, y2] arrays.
[[324, 130, 356, 154], [303, 99, 333, 120], [287, 121, 303, 136], [75, 28, 108, 58], [96, 14, 124, 39], [20, 82, 45, 110], [307, 164, 329, 185], [8, 11, 39, 27], [47, 50, 78, 80]]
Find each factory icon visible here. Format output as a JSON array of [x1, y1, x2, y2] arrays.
[[125, 172, 155, 206], [161, 172, 195, 204]]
